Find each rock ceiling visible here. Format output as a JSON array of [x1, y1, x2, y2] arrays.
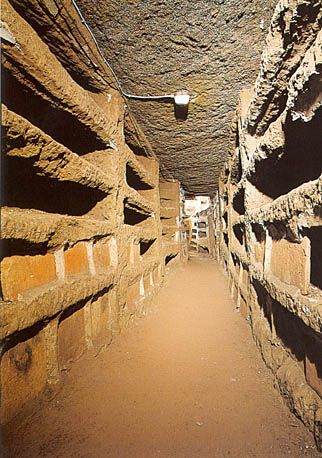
[[78, 0, 276, 195]]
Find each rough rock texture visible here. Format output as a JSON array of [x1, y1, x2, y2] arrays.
[[76, 0, 276, 194], [214, 0, 322, 450], [1, 0, 188, 425]]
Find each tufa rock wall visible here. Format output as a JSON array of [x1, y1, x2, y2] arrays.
[[214, 0, 322, 450], [75, 0, 277, 195], [0, 0, 188, 425]]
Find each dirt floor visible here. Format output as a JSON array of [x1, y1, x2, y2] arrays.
[[2, 255, 320, 457]]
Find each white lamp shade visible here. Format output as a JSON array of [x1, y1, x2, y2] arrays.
[[174, 92, 190, 107]]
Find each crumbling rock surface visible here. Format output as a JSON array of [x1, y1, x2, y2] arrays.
[[77, 0, 276, 194]]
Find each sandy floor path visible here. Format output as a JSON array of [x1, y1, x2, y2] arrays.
[[4, 255, 320, 457]]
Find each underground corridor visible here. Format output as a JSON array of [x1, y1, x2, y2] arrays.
[[1, 0, 322, 456], [2, 256, 320, 457]]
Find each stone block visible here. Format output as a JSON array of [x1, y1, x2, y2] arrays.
[[126, 243, 140, 264], [271, 237, 310, 294], [0, 330, 47, 424], [0, 253, 56, 301], [254, 240, 265, 265], [242, 268, 249, 288], [126, 281, 140, 312], [143, 273, 151, 292], [305, 333, 322, 398], [127, 244, 132, 263], [239, 294, 248, 318], [64, 243, 89, 276], [58, 307, 86, 370], [153, 266, 159, 285], [93, 242, 110, 271], [90, 293, 110, 338]]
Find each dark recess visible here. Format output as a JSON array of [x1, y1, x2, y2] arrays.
[[2, 156, 107, 216], [249, 110, 322, 199], [233, 224, 244, 245], [140, 239, 155, 256], [0, 239, 48, 261], [232, 187, 245, 215], [305, 227, 322, 290], [254, 280, 322, 381], [123, 201, 150, 225], [2, 68, 107, 154], [125, 141, 147, 157], [231, 151, 242, 185], [126, 164, 153, 191], [252, 223, 265, 242], [165, 253, 177, 265]]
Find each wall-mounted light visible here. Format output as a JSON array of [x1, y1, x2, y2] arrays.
[[123, 90, 190, 120], [173, 90, 190, 120], [174, 91, 190, 108]]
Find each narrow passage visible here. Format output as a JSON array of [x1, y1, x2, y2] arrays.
[[6, 256, 319, 457]]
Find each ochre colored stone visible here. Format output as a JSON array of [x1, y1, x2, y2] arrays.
[[305, 357, 322, 398], [127, 243, 140, 264], [239, 295, 248, 318], [58, 308, 86, 370], [126, 281, 140, 312], [93, 242, 110, 272], [271, 238, 310, 294], [89, 293, 110, 338], [64, 243, 89, 276], [143, 274, 151, 292], [0, 253, 56, 301], [305, 334, 322, 398], [254, 241, 265, 265], [153, 267, 159, 285], [0, 331, 47, 423]]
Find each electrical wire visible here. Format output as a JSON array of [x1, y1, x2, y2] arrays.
[[71, 0, 175, 101], [69, 0, 177, 176]]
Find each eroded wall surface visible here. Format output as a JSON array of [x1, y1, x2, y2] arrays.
[[0, 0, 187, 424], [215, 0, 322, 449]]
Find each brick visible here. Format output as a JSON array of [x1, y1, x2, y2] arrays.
[[0, 253, 56, 301], [64, 243, 89, 276], [0, 331, 47, 423], [58, 308, 85, 370], [271, 237, 310, 294]]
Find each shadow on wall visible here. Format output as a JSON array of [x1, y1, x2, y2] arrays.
[[254, 280, 322, 382], [2, 156, 107, 216], [249, 110, 322, 199]]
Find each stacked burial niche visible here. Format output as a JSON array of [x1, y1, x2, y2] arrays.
[[184, 196, 215, 255], [214, 0, 322, 450], [0, 0, 188, 425]]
